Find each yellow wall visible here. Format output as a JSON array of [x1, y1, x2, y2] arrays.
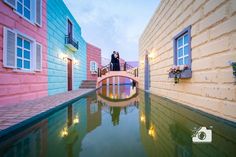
[[139, 0, 236, 122]]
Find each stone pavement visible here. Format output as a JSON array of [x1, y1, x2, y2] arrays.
[[0, 89, 94, 133]]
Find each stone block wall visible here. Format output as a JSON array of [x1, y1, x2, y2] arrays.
[[139, 0, 236, 121]]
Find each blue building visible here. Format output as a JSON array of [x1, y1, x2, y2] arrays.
[[47, 0, 87, 95]]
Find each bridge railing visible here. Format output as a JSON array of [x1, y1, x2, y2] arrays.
[[97, 62, 138, 78]]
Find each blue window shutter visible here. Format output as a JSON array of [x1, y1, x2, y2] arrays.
[[3, 0, 16, 9], [3, 27, 16, 68]]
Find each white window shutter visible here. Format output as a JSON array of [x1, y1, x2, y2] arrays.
[[3, 27, 16, 68], [35, 0, 42, 26], [3, 0, 16, 9], [35, 43, 42, 71], [90, 61, 93, 71]]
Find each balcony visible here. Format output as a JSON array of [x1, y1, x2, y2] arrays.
[[65, 35, 79, 51]]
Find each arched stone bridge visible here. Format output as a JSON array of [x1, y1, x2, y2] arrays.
[[96, 62, 139, 88]]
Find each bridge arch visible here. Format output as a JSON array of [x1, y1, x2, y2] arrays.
[[96, 71, 139, 88], [97, 93, 139, 107]]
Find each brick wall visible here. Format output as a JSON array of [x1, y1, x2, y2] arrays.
[[139, 0, 236, 122], [86, 43, 101, 80], [0, 0, 48, 106], [47, 0, 87, 95]]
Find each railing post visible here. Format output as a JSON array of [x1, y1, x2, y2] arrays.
[[124, 62, 127, 71], [97, 68, 100, 77]]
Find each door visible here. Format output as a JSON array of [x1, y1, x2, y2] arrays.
[[68, 20, 73, 39], [67, 58, 72, 91], [144, 54, 150, 91]]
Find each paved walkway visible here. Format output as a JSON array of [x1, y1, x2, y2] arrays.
[[0, 89, 94, 133]]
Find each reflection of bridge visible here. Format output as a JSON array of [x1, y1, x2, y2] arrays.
[[97, 93, 139, 107], [96, 62, 139, 88]]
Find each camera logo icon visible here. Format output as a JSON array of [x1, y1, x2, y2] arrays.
[[192, 127, 212, 143]]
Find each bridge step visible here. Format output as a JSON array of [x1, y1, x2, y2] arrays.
[[79, 80, 97, 89]]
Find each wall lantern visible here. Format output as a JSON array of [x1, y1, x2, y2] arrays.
[[58, 53, 68, 62], [73, 59, 79, 65]]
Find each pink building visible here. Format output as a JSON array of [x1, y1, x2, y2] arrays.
[[0, 0, 47, 106], [86, 43, 101, 80]]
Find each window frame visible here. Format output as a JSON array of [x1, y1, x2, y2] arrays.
[[16, 36, 32, 70], [173, 26, 192, 68], [90, 61, 98, 72], [14, 30, 37, 72], [15, 0, 35, 24]]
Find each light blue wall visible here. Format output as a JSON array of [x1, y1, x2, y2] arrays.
[[47, 0, 87, 95]]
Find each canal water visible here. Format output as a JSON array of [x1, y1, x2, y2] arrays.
[[0, 85, 236, 157]]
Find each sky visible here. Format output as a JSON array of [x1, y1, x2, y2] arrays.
[[63, 0, 160, 61]]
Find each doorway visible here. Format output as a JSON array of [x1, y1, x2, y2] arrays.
[[67, 58, 72, 91], [144, 54, 150, 91]]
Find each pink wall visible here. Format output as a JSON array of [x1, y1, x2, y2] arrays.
[[86, 43, 101, 80], [0, 1, 48, 106]]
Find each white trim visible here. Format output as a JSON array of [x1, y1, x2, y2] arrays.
[[3, 0, 16, 9], [14, 29, 37, 72], [177, 33, 189, 65], [90, 61, 98, 72]]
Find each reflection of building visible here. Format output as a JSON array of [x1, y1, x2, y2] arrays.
[[138, 90, 236, 157], [0, 120, 48, 157], [99, 85, 137, 100], [47, 98, 88, 157], [110, 107, 121, 126], [86, 96, 101, 132], [139, 0, 236, 121]]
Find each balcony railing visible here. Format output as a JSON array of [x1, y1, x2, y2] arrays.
[[65, 35, 79, 51]]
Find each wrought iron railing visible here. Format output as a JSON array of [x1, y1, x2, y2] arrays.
[[65, 35, 79, 50], [97, 62, 138, 78]]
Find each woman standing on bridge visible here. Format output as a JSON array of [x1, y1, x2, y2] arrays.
[[116, 52, 120, 71]]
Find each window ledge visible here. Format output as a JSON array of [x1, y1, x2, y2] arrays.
[[168, 69, 192, 79], [13, 69, 36, 74]]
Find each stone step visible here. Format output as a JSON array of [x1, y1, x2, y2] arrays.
[[79, 80, 97, 89]]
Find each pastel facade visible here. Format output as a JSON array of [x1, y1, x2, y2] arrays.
[[139, 0, 236, 121], [0, 0, 47, 106], [47, 0, 87, 95], [86, 43, 101, 80]]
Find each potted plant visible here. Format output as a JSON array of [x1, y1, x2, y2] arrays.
[[168, 65, 190, 83]]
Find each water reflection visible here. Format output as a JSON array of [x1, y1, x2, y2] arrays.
[[138, 90, 236, 157], [0, 86, 236, 157]]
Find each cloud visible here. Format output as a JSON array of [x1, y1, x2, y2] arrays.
[[64, 0, 160, 61]]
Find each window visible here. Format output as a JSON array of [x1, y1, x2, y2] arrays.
[[3, 0, 42, 26], [17, 36, 31, 70], [3, 27, 42, 72], [90, 103, 98, 114], [16, 0, 31, 20], [90, 61, 98, 72], [173, 26, 191, 66], [170, 26, 192, 79]]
